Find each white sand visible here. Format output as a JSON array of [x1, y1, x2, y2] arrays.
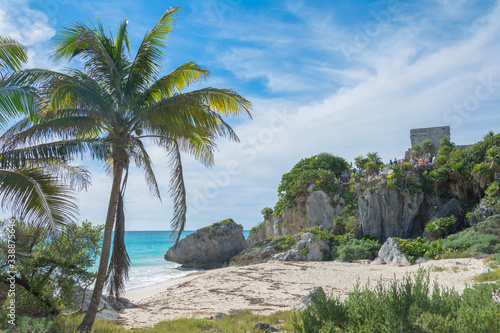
[[118, 258, 487, 329]]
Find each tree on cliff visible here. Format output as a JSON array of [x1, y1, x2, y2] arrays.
[[276, 153, 349, 213], [6, 8, 252, 331]]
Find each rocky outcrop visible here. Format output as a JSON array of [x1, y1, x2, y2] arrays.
[[165, 219, 247, 269], [229, 246, 277, 266], [231, 232, 328, 266], [358, 187, 425, 242], [372, 237, 411, 266], [248, 190, 344, 246], [294, 287, 326, 311], [70, 288, 136, 320]]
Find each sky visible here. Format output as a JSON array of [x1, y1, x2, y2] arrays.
[[1, 0, 500, 231]]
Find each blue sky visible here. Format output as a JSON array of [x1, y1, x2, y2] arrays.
[[1, 0, 500, 230]]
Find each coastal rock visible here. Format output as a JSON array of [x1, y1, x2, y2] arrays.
[[230, 245, 277, 266], [247, 190, 341, 246], [294, 287, 326, 311], [165, 219, 247, 269], [373, 237, 411, 266], [70, 288, 136, 320], [253, 322, 280, 332], [275, 233, 329, 262], [274, 248, 305, 261], [358, 187, 425, 242]]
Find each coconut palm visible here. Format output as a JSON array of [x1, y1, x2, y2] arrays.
[[6, 8, 252, 331], [0, 37, 88, 229]]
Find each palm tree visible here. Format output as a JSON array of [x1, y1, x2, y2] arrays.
[[7, 8, 252, 331], [0, 37, 88, 229]]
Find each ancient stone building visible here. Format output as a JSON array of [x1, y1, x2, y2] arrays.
[[410, 126, 450, 148]]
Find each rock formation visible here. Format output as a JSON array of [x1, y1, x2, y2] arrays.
[[371, 237, 411, 266], [165, 219, 247, 269]]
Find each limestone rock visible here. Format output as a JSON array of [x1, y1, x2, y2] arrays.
[[230, 245, 277, 266], [165, 219, 247, 269], [275, 233, 329, 262], [294, 287, 326, 311], [70, 288, 136, 321], [253, 322, 280, 332], [431, 198, 465, 227], [374, 237, 412, 266], [358, 187, 425, 242], [247, 190, 340, 246]]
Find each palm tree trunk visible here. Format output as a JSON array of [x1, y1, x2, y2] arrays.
[[76, 159, 124, 332]]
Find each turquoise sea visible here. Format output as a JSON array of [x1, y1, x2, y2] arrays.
[[100, 230, 250, 291]]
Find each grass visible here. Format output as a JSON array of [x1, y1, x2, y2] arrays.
[[431, 266, 448, 272], [474, 268, 500, 282], [53, 310, 299, 333]]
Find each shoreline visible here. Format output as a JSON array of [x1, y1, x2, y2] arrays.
[[117, 258, 488, 329]]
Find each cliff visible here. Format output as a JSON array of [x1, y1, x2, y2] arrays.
[[248, 169, 468, 245]]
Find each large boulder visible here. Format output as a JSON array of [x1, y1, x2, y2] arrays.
[[431, 198, 465, 226], [165, 219, 247, 269], [371, 237, 411, 266]]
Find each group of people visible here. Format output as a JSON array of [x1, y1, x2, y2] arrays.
[[389, 155, 436, 166]]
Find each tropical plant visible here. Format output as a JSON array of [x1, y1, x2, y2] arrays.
[[366, 152, 382, 166], [4, 8, 252, 331], [411, 144, 423, 159], [354, 155, 367, 171], [0, 220, 103, 317], [0, 37, 87, 229], [421, 139, 436, 156]]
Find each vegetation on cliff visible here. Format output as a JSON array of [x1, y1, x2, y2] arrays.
[[253, 131, 500, 264]]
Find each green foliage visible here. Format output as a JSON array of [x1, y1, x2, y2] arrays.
[[201, 218, 234, 231], [261, 207, 273, 218], [300, 248, 308, 256], [474, 268, 500, 282], [336, 239, 380, 261], [295, 269, 500, 333], [272, 234, 296, 253], [275, 153, 349, 213], [16, 316, 53, 333], [421, 139, 436, 156], [0, 220, 103, 315], [412, 144, 423, 159], [53, 309, 299, 332], [425, 216, 457, 238]]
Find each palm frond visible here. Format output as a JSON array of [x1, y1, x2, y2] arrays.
[[0, 168, 78, 229], [0, 36, 28, 73], [130, 139, 161, 200], [138, 61, 209, 106], [40, 161, 91, 191], [1, 116, 103, 151], [106, 191, 130, 299], [165, 139, 186, 244], [0, 85, 37, 128], [142, 97, 240, 143], [124, 7, 180, 96], [180, 88, 252, 118], [0, 139, 111, 169]]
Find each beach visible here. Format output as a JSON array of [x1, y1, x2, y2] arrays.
[[118, 258, 487, 329]]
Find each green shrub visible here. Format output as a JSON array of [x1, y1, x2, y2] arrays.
[[425, 216, 457, 238], [294, 270, 500, 333], [442, 227, 500, 254], [336, 239, 378, 261]]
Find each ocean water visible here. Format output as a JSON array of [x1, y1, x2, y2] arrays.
[[99, 230, 250, 291]]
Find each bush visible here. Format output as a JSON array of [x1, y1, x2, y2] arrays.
[[443, 227, 500, 254], [336, 239, 379, 261], [425, 216, 457, 238], [294, 269, 500, 333], [0, 220, 103, 317]]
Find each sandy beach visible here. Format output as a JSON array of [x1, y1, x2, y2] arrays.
[[118, 258, 488, 329]]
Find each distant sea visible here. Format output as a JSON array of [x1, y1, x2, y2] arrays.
[[93, 230, 250, 291]]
